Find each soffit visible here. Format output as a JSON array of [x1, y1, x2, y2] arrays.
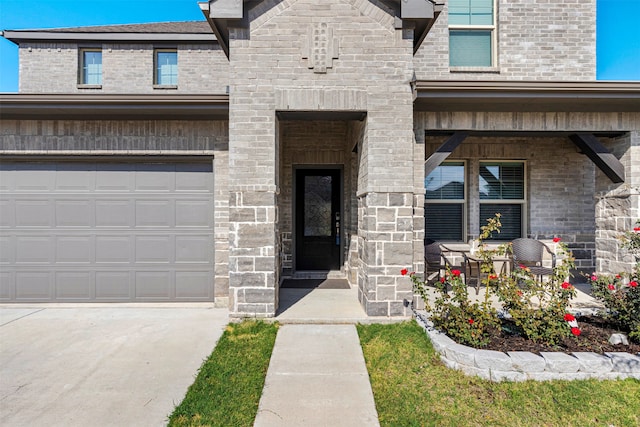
[[415, 81, 640, 112]]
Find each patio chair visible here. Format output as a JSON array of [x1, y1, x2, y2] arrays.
[[510, 238, 556, 281], [424, 239, 465, 285]]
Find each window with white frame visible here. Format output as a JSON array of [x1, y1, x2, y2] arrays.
[[425, 161, 466, 241], [448, 0, 496, 67], [479, 161, 525, 240], [79, 48, 102, 85], [154, 49, 177, 86]]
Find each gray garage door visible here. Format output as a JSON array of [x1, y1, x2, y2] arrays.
[[0, 160, 214, 302]]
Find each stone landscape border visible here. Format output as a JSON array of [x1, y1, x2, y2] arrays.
[[414, 312, 640, 382]]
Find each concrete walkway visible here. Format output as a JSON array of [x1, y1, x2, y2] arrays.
[[254, 324, 380, 427]]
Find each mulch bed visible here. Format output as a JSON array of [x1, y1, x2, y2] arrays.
[[482, 316, 640, 355]]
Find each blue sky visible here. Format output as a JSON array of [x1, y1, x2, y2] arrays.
[[0, 0, 638, 92]]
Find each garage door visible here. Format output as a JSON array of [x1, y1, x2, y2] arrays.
[[0, 160, 214, 302]]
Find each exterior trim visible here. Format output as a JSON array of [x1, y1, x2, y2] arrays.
[[415, 81, 640, 112], [1, 30, 217, 43], [0, 94, 229, 120]]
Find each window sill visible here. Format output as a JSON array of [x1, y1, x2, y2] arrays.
[[153, 85, 178, 90], [449, 66, 500, 73], [77, 84, 102, 89]]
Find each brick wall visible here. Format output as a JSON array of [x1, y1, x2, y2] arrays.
[[414, 0, 596, 80], [18, 42, 229, 93]]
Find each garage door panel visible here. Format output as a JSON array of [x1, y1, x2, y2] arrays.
[[56, 236, 93, 263], [95, 271, 131, 299], [0, 200, 14, 227], [55, 271, 93, 300], [176, 200, 211, 227], [0, 236, 13, 263], [16, 271, 52, 300], [96, 236, 132, 263], [135, 165, 174, 192], [96, 164, 132, 191], [55, 164, 96, 192], [1, 161, 214, 302], [135, 271, 171, 299], [176, 272, 211, 299], [16, 200, 52, 227], [176, 236, 211, 263], [55, 200, 93, 227], [96, 200, 133, 227], [136, 200, 173, 227], [176, 164, 213, 192], [0, 272, 14, 300], [136, 235, 172, 263], [13, 164, 55, 192], [16, 237, 52, 263]]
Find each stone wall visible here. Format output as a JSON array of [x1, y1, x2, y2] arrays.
[[0, 118, 230, 305], [595, 131, 640, 274], [18, 42, 229, 94], [414, 0, 596, 80]]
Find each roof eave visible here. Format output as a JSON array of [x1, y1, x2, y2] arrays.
[[1, 30, 217, 43], [0, 93, 230, 120], [415, 81, 640, 113]]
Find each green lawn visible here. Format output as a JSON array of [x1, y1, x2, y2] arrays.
[[357, 321, 640, 427], [167, 320, 278, 427]]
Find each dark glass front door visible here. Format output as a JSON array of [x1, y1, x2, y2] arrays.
[[295, 169, 341, 270]]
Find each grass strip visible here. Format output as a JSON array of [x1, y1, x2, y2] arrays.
[[358, 321, 640, 427], [168, 320, 278, 427]]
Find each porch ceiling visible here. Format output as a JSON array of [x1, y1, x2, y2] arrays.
[[415, 81, 640, 112]]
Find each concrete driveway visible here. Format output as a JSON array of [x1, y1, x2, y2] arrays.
[[0, 305, 229, 427]]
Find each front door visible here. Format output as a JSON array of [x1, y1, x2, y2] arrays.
[[295, 169, 341, 271]]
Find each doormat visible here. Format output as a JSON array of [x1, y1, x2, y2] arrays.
[[280, 279, 350, 289]]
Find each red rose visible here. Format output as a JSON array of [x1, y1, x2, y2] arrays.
[[630, 281, 638, 288], [553, 237, 561, 243], [561, 282, 571, 289], [564, 313, 575, 321], [634, 227, 640, 232], [401, 268, 408, 276], [591, 275, 598, 281], [489, 274, 497, 280], [468, 319, 474, 324], [615, 274, 621, 279], [439, 277, 445, 283], [571, 327, 581, 336], [608, 284, 616, 291], [451, 269, 461, 277]]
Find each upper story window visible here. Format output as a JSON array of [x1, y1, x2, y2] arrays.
[[479, 161, 525, 241], [154, 49, 177, 86], [425, 161, 466, 241], [448, 0, 496, 67], [79, 48, 102, 85]]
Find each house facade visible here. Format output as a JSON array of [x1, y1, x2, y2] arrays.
[[1, 0, 638, 318]]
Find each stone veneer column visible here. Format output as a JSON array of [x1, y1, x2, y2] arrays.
[[595, 131, 640, 274], [357, 90, 416, 317]]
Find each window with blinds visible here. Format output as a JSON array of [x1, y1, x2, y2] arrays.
[[79, 49, 102, 85], [155, 49, 178, 86], [479, 161, 525, 240], [448, 0, 496, 67], [425, 162, 465, 241]]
